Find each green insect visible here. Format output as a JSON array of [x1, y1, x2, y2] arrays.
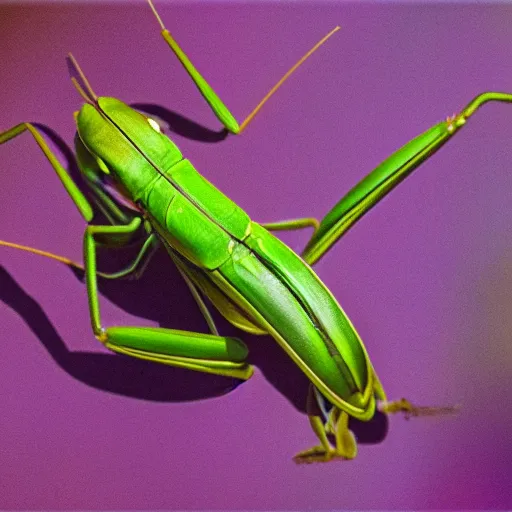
[[1, 1, 511, 464]]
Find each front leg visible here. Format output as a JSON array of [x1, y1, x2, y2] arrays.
[[147, 0, 339, 134], [0, 122, 93, 222]]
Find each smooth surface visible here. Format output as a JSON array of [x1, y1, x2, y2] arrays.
[[1, 2, 511, 509]]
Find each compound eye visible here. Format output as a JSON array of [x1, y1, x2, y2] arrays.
[[147, 117, 162, 133]]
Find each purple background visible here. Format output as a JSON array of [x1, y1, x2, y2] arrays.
[[1, 2, 512, 509]]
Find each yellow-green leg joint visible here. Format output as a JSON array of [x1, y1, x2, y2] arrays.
[[294, 409, 358, 464]]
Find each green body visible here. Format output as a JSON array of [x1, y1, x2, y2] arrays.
[[2, 2, 511, 462], [78, 96, 379, 420]]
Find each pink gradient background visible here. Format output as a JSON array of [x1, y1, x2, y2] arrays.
[[1, 2, 511, 509]]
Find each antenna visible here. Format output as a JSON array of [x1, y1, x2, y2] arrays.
[[67, 53, 98, 103]]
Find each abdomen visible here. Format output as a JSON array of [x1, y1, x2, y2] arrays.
[[211, 223, 376, 418], [140, 158, 376, 418]]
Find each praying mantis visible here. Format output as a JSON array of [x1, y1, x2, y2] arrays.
[[1, 1, 510, 465]]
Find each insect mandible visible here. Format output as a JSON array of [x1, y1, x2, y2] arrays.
[[1, 1, 510, 464]]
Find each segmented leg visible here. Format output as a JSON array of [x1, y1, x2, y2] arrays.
[[0, 230, 157, 281], [301, 92, 512, 265], [1, 121, 224, 339], [84, 220, 254, 380], [293, 410, 357, 464], [0, 124, 155, 275], [147, 0, 339, 134], [0, 123, 93, 221]]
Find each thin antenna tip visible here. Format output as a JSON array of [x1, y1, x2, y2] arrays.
[[67, 54, 98, 104], [147, 0, 166, 31]]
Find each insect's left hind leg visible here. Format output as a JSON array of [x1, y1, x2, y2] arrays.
[[83, 220, 254, 380], [0, 124, 157, 279], [301, 91, 512, 266]]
